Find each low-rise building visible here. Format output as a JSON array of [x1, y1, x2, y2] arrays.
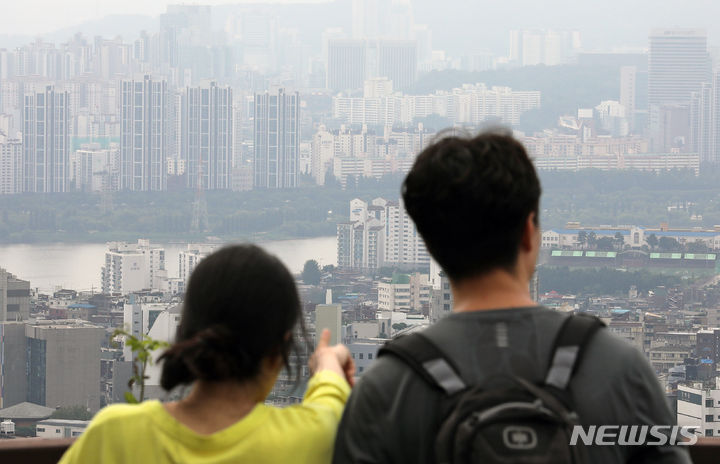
[[677, 378, 720, 437], [35, 419, 90, 439], [377, 273, 431, 312]]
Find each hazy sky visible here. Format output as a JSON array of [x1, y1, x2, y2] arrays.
[[4, 0, 720, 51], [0, 0, 327, 35]]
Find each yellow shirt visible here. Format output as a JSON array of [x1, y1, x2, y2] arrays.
[[59, 371, 350, 464]]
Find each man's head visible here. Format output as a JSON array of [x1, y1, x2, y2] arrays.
[[402, 129, 542, 283]]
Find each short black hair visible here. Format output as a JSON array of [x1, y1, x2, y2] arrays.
[[402, 129, 541, 282], [159, 244, 304, 390]]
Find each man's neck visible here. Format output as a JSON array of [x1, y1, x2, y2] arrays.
[[451, 269, 536, 313]]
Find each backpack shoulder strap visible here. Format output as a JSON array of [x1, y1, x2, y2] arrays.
[[545, 313, 605, 390], [378, 333, 467, 395]]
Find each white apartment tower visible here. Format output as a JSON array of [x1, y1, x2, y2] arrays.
[[101, 240, 166, 294], [337, 198, 387, 269], [0, 139, 22, 194], [385, 200, 430, 268], [337, 198, 429, 270], [178, 244, 219, 283]]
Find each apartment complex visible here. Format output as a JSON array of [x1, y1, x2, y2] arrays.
[[101, 240, 166, 294], [337, 197, 429, 270], [333, 83, 540, 127]]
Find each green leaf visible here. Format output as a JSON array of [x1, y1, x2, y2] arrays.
[[124, 392, 139, 404]]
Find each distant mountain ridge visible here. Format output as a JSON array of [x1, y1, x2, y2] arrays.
[[0, 14, 157, 48]]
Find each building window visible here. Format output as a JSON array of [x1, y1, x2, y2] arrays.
[[359, 353, 364, 360], [706, 415, 714, 423], [707, 399, 714, 407], [368, 353, 373, 360], [706, 430, 713, 437]]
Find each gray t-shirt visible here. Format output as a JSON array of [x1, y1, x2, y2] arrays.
[[333, 306, 691, 464]]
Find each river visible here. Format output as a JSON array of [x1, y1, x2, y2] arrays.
[[0, 236, 337, 292]]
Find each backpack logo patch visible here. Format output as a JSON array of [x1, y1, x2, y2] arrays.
[[502, 426, 538, 450]]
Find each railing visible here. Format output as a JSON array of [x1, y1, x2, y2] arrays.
[[0, 438, 74, 463], [0, 437, 718, 463]]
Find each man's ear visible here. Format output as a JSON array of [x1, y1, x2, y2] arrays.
[[521, 212, 538, 252]]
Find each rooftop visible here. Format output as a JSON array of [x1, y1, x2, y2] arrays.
[[0, 402, 54, 420]]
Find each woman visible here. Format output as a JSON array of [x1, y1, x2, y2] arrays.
[[60, 244, 354, 464]]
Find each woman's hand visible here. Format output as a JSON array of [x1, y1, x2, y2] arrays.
[[309, 329, 356, 387]]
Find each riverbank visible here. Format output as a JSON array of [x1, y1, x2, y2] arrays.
[[0, 236, 338, 292]]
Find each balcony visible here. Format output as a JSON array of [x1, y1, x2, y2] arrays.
[[0, 437, 719, 463]]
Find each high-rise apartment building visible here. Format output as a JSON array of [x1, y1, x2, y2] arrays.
[[22, 86, 70, 193], [337, 198, 429, 270], [620, 66, 637, 132], [0, 139, 22, 194], [253, 88, 299, 189], [385, 200, 430, 268], [181, 82, 233, 190], [689, 70, 720, 163], [101, 240, 166, 294], [337, 198, 387, 269], [178, 243, 218, 283], [120, 76, 169, 191]]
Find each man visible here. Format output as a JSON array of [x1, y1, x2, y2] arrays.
[[333, 131, 690, 463]]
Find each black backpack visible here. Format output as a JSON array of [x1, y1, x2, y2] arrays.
[[377, 313, 605, 464]]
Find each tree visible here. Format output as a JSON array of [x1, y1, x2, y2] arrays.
[[392, 323, 409, 332], [587, 231, 597, 250], [595, 237, 615, 251], [50, 406, 92, 421], [112, 329, 170, 403], [687, 239, 709, 253], [614, 232, 625, 251], [301, 259, 322, 285], [658, 236, 682, 252], [646, 233, 659, 251], [577, 231, 588, 249]]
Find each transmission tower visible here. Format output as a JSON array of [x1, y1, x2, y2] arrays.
[[190, 158, 209, 233]]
